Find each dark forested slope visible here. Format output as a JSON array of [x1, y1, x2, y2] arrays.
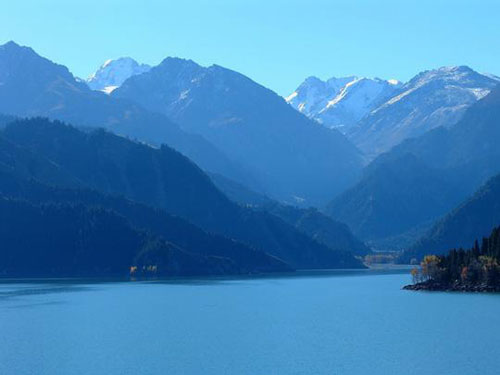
[[404, 173, 500, 262], [0, 118, 364, 270]]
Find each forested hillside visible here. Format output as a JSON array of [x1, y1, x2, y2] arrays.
[[0, 117, 364, 275], [405, 226, 500, 292]]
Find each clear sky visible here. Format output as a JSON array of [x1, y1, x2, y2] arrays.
[[1, 0, 499, 95]]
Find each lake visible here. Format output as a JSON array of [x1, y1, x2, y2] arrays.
[[1, 270, 499, 375]]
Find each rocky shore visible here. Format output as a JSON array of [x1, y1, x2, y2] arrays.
[[403, 280, 500, 293]]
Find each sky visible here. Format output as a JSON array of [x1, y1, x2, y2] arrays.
[[1, 0, 499, 95]]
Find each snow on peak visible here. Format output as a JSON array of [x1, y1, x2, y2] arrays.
[[287, 65, 499, 157], [387, 79, 401, 85], [286, 75, 400, 132], [86, 57, 151, 93], [483, 73, 500, 82], [349, 66, 500, 158], [380, 65, 495, 109], [102, 59, 114, 68], [285, 75, 359, 117]]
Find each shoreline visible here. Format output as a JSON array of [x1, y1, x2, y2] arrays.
[[0, 267, 411, 285], [404, 280, 500, 293]]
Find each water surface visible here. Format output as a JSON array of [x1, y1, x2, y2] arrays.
[[1, 270, 499, 375]]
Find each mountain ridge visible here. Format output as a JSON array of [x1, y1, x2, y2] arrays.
[[1, 117, 365, 270], [327, 85, 500, 247], [404, 173, 500, 262], [0, 41, 259, 192], [287, 65, 499, 159], [113, 56, 363, 204]]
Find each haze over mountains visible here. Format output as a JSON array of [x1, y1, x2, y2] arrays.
[[0, 41, 254, 192], [111, 57, 363, 204], [1, 39, 500, 276], [0, 117, 365, 276], [0, 41, 362, 205], [403, 173, 500, 263], [329, 86, 500, 251]]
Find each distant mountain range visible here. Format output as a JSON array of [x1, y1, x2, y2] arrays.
[[2, 39, 500, 274], [350, 66, 500, 157], [288, 66, 499, 158], [0, 41, 253, 192], [286, 76, 401, 133], [328, 86, 500, 249], [0, 41, 363, 205]]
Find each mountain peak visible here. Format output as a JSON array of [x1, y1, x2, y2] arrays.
[[0, 40, 76, 91], [0, 40, 37, 57], [325, 75, 358, 85], [303, 76, 324, 85], [408, 65, 484, 88], [387, 78, 402, 86], [158, 56, 201, 69], [2, 40, 21, 48], [349, 65, 500, 158], [86, 57, 151, 93], [112, 56, 363, 204], [287, 74, 400, 130], [100, 57, 140, 68], [437, 65, 474, 73]]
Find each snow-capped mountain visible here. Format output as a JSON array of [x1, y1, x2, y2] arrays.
[[349, 66, 500, 157], [286, 76, 356, 117], [86, 57, 151, 93], [288, 66, 499, 159], [286, 76, 401, 132]]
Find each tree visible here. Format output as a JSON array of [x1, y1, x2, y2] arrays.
[[421, 255, 441, 281], [410, 267, 420, 284]]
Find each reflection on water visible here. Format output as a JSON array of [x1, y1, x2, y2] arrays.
[[0, 285, 96, 300], [0, 267, 412, 290], [0, 283, 98, 310]]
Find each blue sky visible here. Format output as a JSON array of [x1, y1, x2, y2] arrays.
[[1, 0, 499, 95]]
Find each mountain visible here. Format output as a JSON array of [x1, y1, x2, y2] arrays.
[[261, 203, 371, 256], [112, 57, 363, 205], [86, 57, 151, 93], [404, 174, 500, 262], [382, 85, 500, 189], [0, 41, 255, 190], [326, 153, 467, 242], [285, 76, 357, 117], [0, 168, 289, 276], [286, 76, 400, 132], [349, 66, 500, 157], [287, 67, 499, 159], [327, 86, 500, 246], [209, 172, 272, 207], [208, 172, 371, 256], [0, 114, 15, 129], [1, 117, 364, 270], [0, 196, 253, 278]]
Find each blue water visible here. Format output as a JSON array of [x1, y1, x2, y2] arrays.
[[1, 270, 499, 375]]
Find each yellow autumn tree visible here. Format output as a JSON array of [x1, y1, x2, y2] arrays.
[[421, 255, 440, 281]]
